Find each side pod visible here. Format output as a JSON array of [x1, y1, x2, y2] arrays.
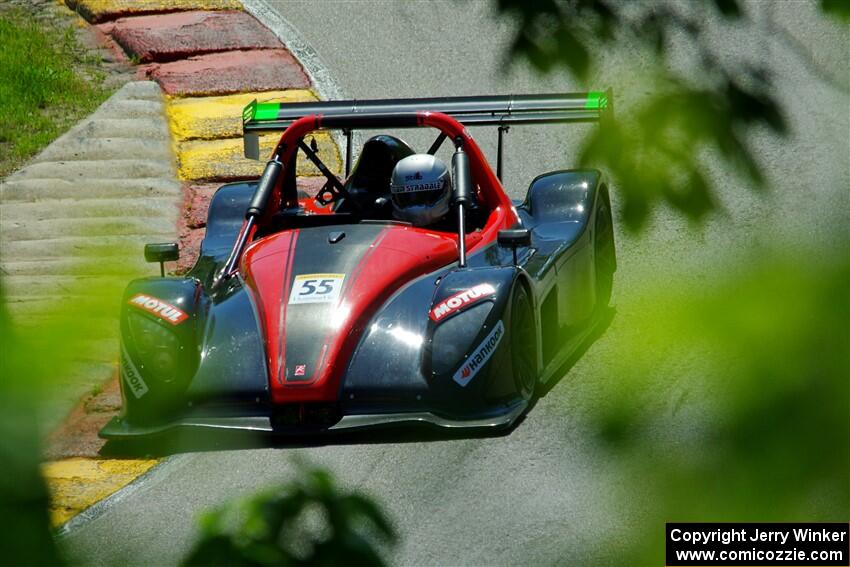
[[342, 265, 527, 419], [522, 169, 601, 226], [186, 181, 257, 287]]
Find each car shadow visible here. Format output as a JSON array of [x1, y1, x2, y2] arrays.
[[100, 306, 614, 459], [99, 421, 517, 458]]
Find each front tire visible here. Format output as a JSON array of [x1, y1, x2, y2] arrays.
[[594, 193, 616, 311], [510, 282, 538, 401]]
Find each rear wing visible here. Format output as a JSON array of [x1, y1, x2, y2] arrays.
[[241, 90, 613, 162]]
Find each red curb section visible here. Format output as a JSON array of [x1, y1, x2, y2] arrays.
[[102, 11, 282, 63], [148, 49, 310, 96], [184, 182, 222, 230], [184, 177, 325, 230]]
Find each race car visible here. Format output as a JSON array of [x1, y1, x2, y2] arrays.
[[100, 91, 616, 438]]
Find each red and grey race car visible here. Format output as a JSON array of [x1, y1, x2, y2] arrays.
[[101, 91, 616, 438]]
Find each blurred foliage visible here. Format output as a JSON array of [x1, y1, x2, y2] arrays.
[[0, 2, 843, 566], [494, 5, 849, 554], [0, 289, 66, 565], [0, 247, 398, 565], [0, 7, 116, 564], [182, 460, 396, 567], [584, 232, 849, 564], [488, 0, 846, 229], [0, 248, 399, 566], [821, 0, 850, 21], [0, 6, 110, 176], [0, 248, 134, 564]]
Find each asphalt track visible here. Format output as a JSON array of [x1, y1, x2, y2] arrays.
[[63, 2, 848, 565]]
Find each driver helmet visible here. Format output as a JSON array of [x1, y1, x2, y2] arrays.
[[390, 154, 452, 226]]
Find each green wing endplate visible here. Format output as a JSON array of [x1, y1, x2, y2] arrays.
[[584, 91, 609, 110]]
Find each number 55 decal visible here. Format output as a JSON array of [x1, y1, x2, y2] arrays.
[[289, 273, 346, 304]]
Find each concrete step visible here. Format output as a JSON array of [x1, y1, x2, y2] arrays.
[[110, 80, 167, 101], [0, 178, 181, 203], [0, 197, 177, 221], [1, 257, 150, 277], [1, 274, 129, 298], [7, 159, 175, 183], [69, 118, 171, 141], [16, 313, 123, 341], [3, 293, 126, 311], [0, 78, 182, 428], [1, 216, 175, 241], [33, 138, 173, 163], [0, 235, 172, 258], [95, 98, 168, 120]]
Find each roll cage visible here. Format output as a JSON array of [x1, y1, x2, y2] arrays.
[[215, 92, 614, 285]]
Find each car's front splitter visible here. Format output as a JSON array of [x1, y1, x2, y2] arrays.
[[99, 401, 528, 440]]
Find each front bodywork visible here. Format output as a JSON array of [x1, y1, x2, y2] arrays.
[[101, 167, 610, 439]]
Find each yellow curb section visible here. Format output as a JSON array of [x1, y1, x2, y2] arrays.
[[167, 90, 319, 141], [42, 458, 159, 527], [67, 0, 241, 20], [176, 132, 341, 181]]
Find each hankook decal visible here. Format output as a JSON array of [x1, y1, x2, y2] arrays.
[[453, 320, 504, 387], [121, 344, 149, 399]]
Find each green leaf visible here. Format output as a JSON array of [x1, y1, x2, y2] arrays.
[[821, 0, 850, 21]]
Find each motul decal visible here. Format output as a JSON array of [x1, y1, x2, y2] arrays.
[[128, 293, 188, 325], [121, 344, 148, 399], [453, 320, 504, 387], [430, 283, 496, 322]]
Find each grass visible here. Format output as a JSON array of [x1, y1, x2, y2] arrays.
[[0, 7, 111, 177]]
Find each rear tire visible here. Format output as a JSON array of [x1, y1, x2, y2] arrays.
[[510, 282, 538, 401], [594, 194, 616, 311]]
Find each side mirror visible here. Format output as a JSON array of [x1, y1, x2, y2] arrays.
[[498, 229, 531, 247], [497, 229, 531, 265], [144, 242, 179, 277]]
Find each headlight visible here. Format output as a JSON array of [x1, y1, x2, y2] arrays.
[[127, 313, 183, 384]]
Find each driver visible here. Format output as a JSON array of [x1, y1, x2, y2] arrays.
[[389, 154, 452, 227]]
